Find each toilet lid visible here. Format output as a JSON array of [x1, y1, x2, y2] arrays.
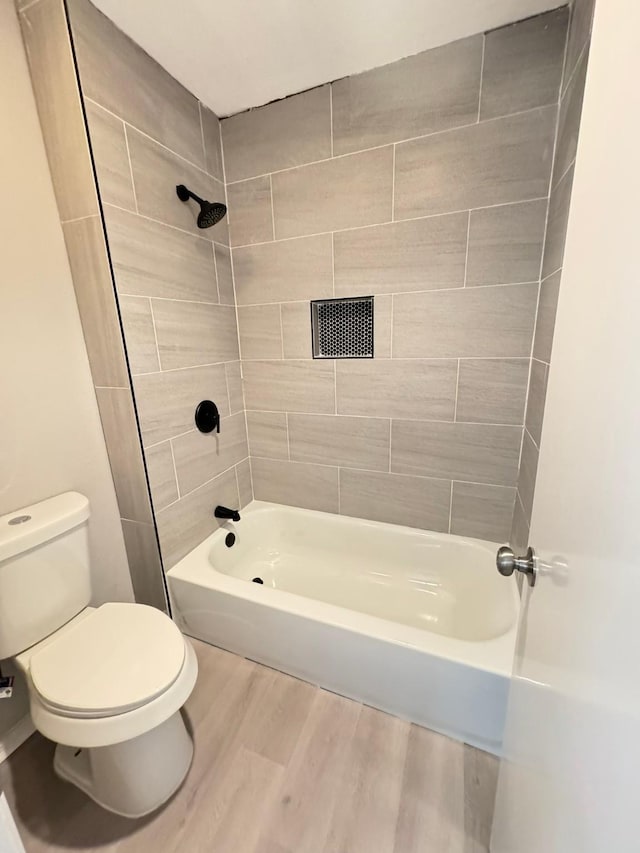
[[29, 603, 186, 717]]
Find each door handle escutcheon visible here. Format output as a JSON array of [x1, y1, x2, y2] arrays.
[[496, 546, 537, 587]]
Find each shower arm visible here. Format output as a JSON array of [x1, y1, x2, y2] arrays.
[[176, 184, 204, 205]]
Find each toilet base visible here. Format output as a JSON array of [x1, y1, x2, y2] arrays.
[[53, 711, 193, 818]]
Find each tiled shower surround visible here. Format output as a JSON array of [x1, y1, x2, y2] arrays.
[[20, 0, 592, 581], [227, 8, 571, 544], [65, 0, 250, 569]]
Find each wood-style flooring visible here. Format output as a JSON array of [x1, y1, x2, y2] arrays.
[[0, 639, 498, 852]]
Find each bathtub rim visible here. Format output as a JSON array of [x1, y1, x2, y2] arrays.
[[167, 500, 520, 679]]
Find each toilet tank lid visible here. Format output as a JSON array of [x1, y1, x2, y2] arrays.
[[0, 492, 89, 563]]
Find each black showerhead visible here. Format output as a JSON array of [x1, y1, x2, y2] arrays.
[[176, 184, 227, 229], [198, 201, 227, 228]]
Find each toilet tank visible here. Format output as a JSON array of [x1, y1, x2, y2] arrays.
[[0, 492, 92, 659]]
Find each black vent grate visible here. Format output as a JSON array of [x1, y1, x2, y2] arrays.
[[311, 297, 374, 359]]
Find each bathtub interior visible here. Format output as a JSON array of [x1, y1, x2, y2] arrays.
[[207, 503, 516, 643]]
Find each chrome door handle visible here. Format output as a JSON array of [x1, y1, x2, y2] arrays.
[[496, 546, 537, 587]]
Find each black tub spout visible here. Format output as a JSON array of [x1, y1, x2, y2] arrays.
[[215, 505, 240, 522]]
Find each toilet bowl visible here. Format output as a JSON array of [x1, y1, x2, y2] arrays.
[[16, 603, 199, 817], [0, 492, 199, 818]]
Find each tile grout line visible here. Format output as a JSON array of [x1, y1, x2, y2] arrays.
[[245, 454, 518, 490], [560, 37, 590, 99], [84, 97, 221, 183], [159, 458, 245, 511], [463, 210, 471, 287], [329, 83, 334, 158], [278, 304, 285, 359], [224, 280, 540, 311], [331, 231, 336, 298], [101, 201, 228, 247], [224, 364, 233, 415], [515, 489, 528, 525], [133, 357, 242, 378], [269, 173, 276, 240], [242, 413, 250, 485], [239, 355, 530, 368], [285, 412, 291, 461], [229, 196, 550, 250], [211, 242, 221, 304], [142, 410, 238, 451], [119, 517, 155, 527], [60, 213, 97, 225], [144, 428, 197, 451], [453, 359, 461, 422], [197, 101, 207, 172], [451, 479, 514, 490], [388, 419, 392, 474], [247, 456, 254, 501], [541, 264, 563, 283], [241, 406, 524, 429], [94, 385, 130, 391], [391, 144, 396, 222], [18, 0, 44, 13], [233, 464, 241, 506], [477, 34, 486, 123], [147, 297, 163, 373], [119, 293, 232, 307], [122, 124, 139, 214], [514, 427, 526, 502], [532, 354, 552, 368], [225, 102, 559, 187], [525, 425, 540, 453], [448, 481, 454, 534], [550, 156, 577, 196], [241, 354, 529, 364], [169, 439, 181, 499]]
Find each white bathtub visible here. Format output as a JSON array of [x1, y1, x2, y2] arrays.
[[167, 501, 519, 754]]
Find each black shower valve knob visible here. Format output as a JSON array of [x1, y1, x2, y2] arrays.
[[195, 400, 220, 433]]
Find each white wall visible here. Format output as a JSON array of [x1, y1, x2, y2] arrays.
[[93, 0, 563, 115], [0, 0, 134, 745]]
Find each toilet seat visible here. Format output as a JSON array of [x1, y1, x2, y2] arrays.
[[29, 603, 186, 719], [19, 607, 199, 749]]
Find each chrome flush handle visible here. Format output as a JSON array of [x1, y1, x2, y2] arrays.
[[496, 546, 537, 587]]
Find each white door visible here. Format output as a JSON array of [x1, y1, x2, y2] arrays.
[[490, 1, 640, 851]]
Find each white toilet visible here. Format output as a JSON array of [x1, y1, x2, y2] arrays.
[[0, 492, 198, 818]]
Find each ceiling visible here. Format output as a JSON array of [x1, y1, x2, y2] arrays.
[[91, 0, 563, 117]]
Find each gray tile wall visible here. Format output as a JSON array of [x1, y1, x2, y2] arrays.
[[510, 0, 594, 552], [24, 0, 590, 567], [62, 0, 251, 570], [223, 7, 570, 543], [19, 0, 167, 609]]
